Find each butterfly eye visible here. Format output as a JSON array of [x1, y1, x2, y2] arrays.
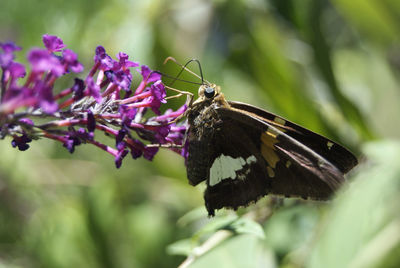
[[204, 86, 215, 98]]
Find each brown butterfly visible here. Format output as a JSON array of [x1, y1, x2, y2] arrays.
[[185, 83, 357, 216], [161, 58, 357, 216]]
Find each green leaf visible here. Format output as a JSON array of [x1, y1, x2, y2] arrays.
[[228, 218, 266, 239], [166, 238, 193, 256], [309, 141, 400, 268], [193, 214, 238, 240], [177, 206, 208, 227], [189, 234, 275, 268]]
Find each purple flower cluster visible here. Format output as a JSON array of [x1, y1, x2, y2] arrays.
[[0, 34, 188, 168]]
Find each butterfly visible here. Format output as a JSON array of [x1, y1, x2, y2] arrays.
[[161, 57, 358, 217], [184, 83, 358, 216]]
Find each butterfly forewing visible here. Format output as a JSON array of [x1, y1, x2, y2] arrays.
[[228, 101, 358, 173]]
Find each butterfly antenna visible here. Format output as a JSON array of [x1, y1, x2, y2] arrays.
[[152, 71, 203, 85], [147, 70, 195, 105], [163, 57, 210, 86]]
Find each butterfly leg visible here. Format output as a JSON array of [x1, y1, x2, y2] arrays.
[[163, 86, 195, 126]]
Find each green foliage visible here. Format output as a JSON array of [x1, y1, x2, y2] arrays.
[[1, 0, 400, 267], [310, 141, 400, 268]]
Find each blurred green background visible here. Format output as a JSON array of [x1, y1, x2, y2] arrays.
[[1, 0, 400, 267]]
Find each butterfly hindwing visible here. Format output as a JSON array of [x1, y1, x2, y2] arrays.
[[203, 118, 271, 216]]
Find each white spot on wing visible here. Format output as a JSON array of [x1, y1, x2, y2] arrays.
[[246, 155, 257, 164], [209, 154, 258, 186]]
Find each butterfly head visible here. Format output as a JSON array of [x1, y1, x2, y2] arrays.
[[193, 83, 222, 106], [199, 83, 220, 99]]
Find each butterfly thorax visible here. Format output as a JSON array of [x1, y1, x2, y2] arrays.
[[188, 92, 229, 138]]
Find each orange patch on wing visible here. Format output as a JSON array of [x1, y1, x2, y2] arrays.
[[261, 130, 280, 169]]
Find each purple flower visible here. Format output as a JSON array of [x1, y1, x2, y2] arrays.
[[130, 148, 142, 159], [127, 139, 144, 159], [166, 124, 187, 157], [0, 52, 14, 68], [128, 80, 167, 114], [0, 88, 30, 115], [143, 146, 158, 161], [86, 76, 102, 103], [149, 96, 165, 115], [42, 34, 65, 53], [117, 52, 139, 69], [11, 134, 32, 151], [87, 110, 96, 132], [150, 80, 166, 103], [72, 78, 85, 101], [119, 105, 137, 125], [62, 49, 83, 73], [134, 65, 162, 95], [153, 104, 187, 122], [166, 125, 186, 142], [0, 42, 21, 68], [154, 125, 171, 143], [115, 148, 129, 168], [8, 62, 26, 79], [3, 86, 32, 103], [76, 128, 94, 140], [139, 65, 161, 83], [125, 139, 158, 161], [63, 135, 81, 153], [1, 35, 187, 166], [105, 70, 131, 91], [63, 128, 93, 153], [127, 81, 167, 115], [116, 129, 127, 150], [0, 42, 22, 53], [94, 46, 115, 70], [35, 82, 58, 113], [146, 96, 162, 114], [28, 48, 64, 77]]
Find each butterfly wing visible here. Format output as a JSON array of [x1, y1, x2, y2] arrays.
[[185, 98, 357, 216], [228, 101, 358, 173], [201, 118, 272, 216], [201, 105, 354, 216]]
